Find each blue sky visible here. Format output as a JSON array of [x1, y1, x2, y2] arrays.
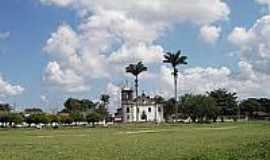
[[1, 0, 270, 112]]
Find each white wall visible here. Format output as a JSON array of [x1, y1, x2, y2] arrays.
[[123, 104, 163, 122]]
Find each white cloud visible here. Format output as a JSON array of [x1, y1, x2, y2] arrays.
[[0, 32, 10, 40], [40, 95, 48, 103], [40, 0, 230, 25], [0, 75, 24, 97], [158, 63, 270, 99], [228, 27, 255, 46], [200, 25, 221, 44], [228, 15, 270, 74], [159, 65, 232, 96], [44, 61, 89, 92], [40, 0, 270, 100], [109, 43, 164, 64], [40, 0, 230, 93], [225, 15, 270, 98]]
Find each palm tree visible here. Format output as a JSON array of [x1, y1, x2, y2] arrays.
[[126, 61, 147, 121], [163, 50, 187, 119], [100, 94, 110, 108]]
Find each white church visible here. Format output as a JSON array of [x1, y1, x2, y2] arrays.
[[119, 87, 164, 123]]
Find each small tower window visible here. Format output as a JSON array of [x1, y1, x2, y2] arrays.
[[126, 107, 130, 113], [148, 107, 151, 113], [158, 107, 161, 112]]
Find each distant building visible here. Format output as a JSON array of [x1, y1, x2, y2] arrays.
[[120, 87, 164, 123]]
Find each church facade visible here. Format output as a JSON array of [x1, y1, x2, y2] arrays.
[[120, 87, 164, 123]]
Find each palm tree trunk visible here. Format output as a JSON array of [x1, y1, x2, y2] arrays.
[[174, 73, 178, 121], [154, 103, 157, 122], [135, 76, 138, 122]]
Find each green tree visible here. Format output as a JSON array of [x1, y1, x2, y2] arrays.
[[208, 89, 238, 122], [58, 114, 73, 125], [100, 94, 110, 106], [24, 108, 43, 114], [163, 50, 188, 117], [182, 94, 217, 123], [7, 113, 24, 126], [86, 112, 101, 127], [0, 104, 12, 112], [126, 61, 147, 121], [257, 98, 270, 114], [70, 112, 84, 124], [64, 98, 96, 113], [240, 98, 261, 119], [96, 104, 108, 121], [0, 112, 9, 125], [26, 113, 49, 124], [64, 98, 82, 113], [81, 99, 95, 112], [163, 98, 177, 121], [48, 114, 59, 123]]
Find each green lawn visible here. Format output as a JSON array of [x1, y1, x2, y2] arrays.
[[0, 122, 270, 160]]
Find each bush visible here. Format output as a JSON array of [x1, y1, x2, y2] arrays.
[[86, 112, 102, 127], [48, 114, 59, 123], [58, 114, 73, 124], [7, 113, 24, 125], [70, 112, 84, 123], [0, 111, 9, 124], [26, 113, 49, 124]]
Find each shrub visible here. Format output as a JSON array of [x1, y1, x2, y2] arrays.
[[86, 112, 102, 127]]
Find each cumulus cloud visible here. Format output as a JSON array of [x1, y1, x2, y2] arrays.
[[159, 65, 232, 96], [200, 25, 221, 44], [44, 61, 90, 92], [40, 0, 230, 93], [0, 75, 24, 97], [40, 0, 230, 25], [228, 15, 270, 74], [109, 43, 164, 64], [224, 15, 270, 98], [40, 0, 270, 100], [159, 63, 270, 99]]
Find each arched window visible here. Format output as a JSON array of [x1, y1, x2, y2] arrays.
[[126, 107, 130, 113], [148, 107, 151, 113]]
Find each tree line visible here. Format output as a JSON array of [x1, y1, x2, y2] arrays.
[[0, 94, 110, 128], [162, 88, 270, 123]]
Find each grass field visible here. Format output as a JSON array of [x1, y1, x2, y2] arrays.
[[0, 122, 270, 160]]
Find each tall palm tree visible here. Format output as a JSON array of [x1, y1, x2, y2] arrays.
[[163, 50, 187, 119], [126, 61, 147, 121], [100, 94, 110, 107]]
